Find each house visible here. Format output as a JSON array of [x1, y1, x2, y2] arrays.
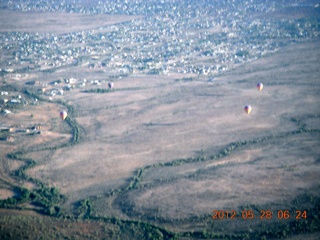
[[10, 99, 21, 104], [2, 109, 12, 115], [6, 136, 14, 142]]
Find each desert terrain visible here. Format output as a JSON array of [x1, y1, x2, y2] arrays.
[[1, 1, 320, 239]]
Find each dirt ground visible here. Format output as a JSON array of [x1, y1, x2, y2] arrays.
[[26, 38, 320, 235], [0, 10, 141, 34]]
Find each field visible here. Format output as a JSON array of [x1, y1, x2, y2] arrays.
[[0, 10, 141, 34], [1, 2, 320, 240]]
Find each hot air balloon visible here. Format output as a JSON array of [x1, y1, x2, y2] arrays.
[[60, 110, 67, 120], [257, 82, 263, 91], [244, 105, 252, 114], [108, 82, 114, 89]]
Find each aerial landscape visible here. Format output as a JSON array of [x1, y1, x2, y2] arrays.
[[0, 0, 320, 239]]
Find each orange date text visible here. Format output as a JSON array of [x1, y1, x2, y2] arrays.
[[212, 210, 307, 220]]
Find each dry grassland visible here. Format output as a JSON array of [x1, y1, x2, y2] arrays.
[[25, 38, 320, 236], [0, 94, 71, 197], [0, 209, 123, 240], [0, 10, 141, 34]]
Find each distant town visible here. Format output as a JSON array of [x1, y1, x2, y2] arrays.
[[1, 1, 319, 141], [1, 0, 319, 81]]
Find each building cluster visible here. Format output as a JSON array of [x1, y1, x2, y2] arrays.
[[34, 77, 113, 100], [0, 0, 318, 141], [0, 125, 42, 142], [0, 0, 320, 96], [0, 90, 42, 142], [0, 1, 319, 81], [1, 91, 26, 114]]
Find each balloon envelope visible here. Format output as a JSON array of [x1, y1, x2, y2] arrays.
[[257, 83, 263, 91], [60, 111, 67, 120], [244, 105, 252, 114]]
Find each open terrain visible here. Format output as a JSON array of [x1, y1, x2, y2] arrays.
[[0, 10, 141, 34], [1, 1, 320, 239]]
